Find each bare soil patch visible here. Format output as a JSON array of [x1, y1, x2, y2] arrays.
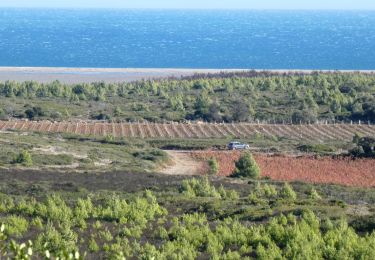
[[159, 150, 204, 176]]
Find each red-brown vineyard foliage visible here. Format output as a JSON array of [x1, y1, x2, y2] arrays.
[[191, 151, 375, 187]]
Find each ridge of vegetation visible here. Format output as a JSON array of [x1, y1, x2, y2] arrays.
[[1, 72, 374, 123]]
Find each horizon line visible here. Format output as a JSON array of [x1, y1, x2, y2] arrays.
[[1, 7, 375, 11]]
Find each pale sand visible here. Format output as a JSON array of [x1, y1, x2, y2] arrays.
[[0, 67, 374, 84]]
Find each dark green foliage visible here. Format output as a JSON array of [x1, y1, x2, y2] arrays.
[[24, 106, 44, 119], [0, 108, 6, 120], [132, 149, 168, 162], [231, 152, 260, 178], [350, 136, 375, 157], [292, 109, 318, 123], [1, 72, 375, 122], [91, 112, 111, 120]]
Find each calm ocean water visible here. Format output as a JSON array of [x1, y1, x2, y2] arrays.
[[0, 9, 375, 69]]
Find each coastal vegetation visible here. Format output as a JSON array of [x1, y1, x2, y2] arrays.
[[0, 71, 375, 259], [0, 72, 374, 123], [1, 174, 375, 259]]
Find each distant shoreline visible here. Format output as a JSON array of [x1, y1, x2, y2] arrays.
[[0, 67, 374, 83]]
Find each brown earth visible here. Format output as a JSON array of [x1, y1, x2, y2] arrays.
[[159, 150, 204, 176], [191, 151, 375, 188]]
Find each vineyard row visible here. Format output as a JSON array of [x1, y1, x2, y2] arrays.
[[0, 120, 374, 141]]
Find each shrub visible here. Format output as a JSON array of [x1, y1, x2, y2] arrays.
[[1, 215, 29, 237], [0, 108, 6, 120], [104, 134, 114, 143], [12, 150, 33, 167], [154, 226, 169, 240], [248, 192, 262, 205], [180, 178, 221, 198], [298, 144, 336, 154], [231, 152, 260, 179], [88, 238, 99, 253], [24, 106, 44, 119], [350, 137, 375, 158], [133, 149, 168, 163], [309, 188, 322, 200], [218, 185, 239, 200], [31, 217, 43, 229], [207, 158, 219, 175], [254, 182, 278, 199], [93, 221, 102, 229], [280, 183, 297, 201], [262, 184, 278, 198], [35, 222, 78, 255], [92, 112, 111, 121]]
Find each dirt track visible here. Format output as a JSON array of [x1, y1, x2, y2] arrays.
[[160, 151, 203, 176]]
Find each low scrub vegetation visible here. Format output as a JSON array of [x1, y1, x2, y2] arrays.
[[12, 150, 33, 167], [350, 136, 375, 158], [0, 176, 375, 259], [298, 143, 336, 154]]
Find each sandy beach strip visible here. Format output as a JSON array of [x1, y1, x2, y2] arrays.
[[0, 67, 374, 84]]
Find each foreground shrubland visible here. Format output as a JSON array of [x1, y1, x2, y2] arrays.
[[1, 178, 375, 259]]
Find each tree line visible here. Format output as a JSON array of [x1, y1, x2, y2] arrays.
[[0, 72, 374, 123]]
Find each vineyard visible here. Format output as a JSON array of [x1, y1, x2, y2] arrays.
[[192, 151, 375, 187], [0, 120, 374, 141]]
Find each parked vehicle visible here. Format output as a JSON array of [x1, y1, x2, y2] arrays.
[[227, 141, 250, 150]]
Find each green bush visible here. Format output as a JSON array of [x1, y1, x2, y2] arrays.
[[12, 150, 33, 167], [254, 182, 278, 199], [297, 144, 336, 154], [207, 158, 219, 175], [218, 185, 239, 200], [350, 137, 375, 158], [180, 178, 221, 198], [280, 183, 297, 201], [231, 152, 260, 179], [2, 189, 375, 259], [1, 215, 29, 237], [99, 228, 113, 242], [133, 149, 168, 163], [34, 222, 78, 256], [309, 188, 322, 200], [180, 178, 239, 200], [88, 238, 99, 253], [31, 217, 44, 229]]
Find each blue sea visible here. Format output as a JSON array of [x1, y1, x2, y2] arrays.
[[0, 9, 375, 69]]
